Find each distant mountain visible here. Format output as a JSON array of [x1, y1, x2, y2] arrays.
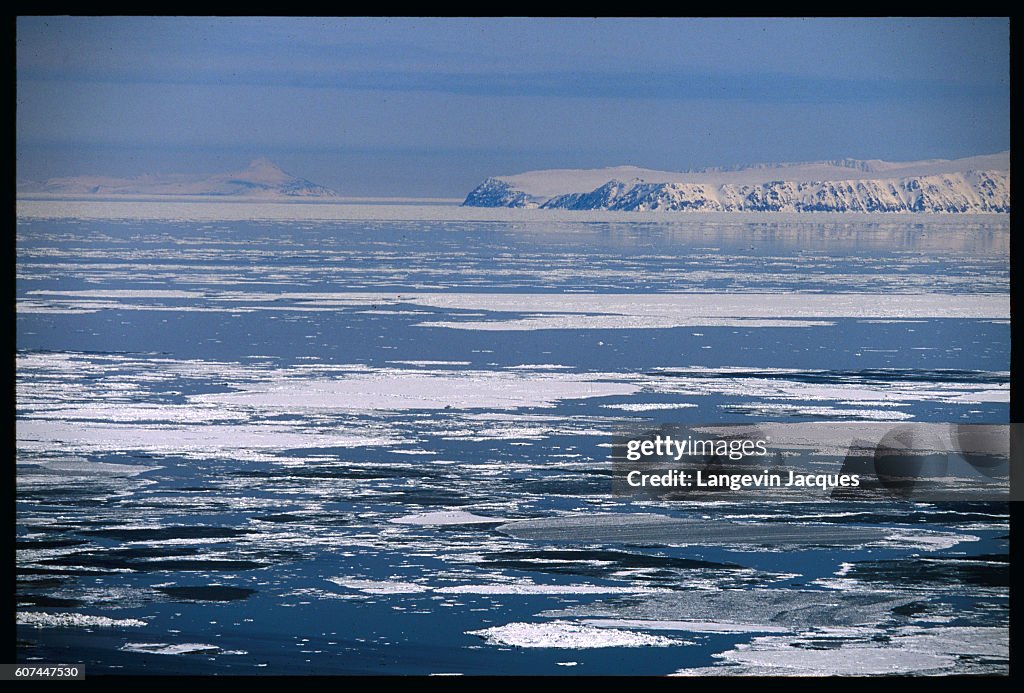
[[463, 152, 1010, 213], [20, 158, 338, 198]]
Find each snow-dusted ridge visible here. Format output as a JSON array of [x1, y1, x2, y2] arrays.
[[464, 152, 1009, 213]]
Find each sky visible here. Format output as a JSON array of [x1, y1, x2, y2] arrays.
[[16, 17, 1010, 197]]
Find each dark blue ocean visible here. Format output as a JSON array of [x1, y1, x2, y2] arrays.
[[16, 209, 1009, 675]]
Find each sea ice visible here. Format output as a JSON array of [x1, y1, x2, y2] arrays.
[[17, 612, 146, 628], [469, 621, 686, 648]]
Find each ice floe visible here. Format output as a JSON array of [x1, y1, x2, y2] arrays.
[[17, 612, 146, 628], [435, 584, 665, 595], [26, 459, 159, 477], [544, 588, 924, 629], [17, 290, 1007, 330], [326, 579, 431, 594], [581, 619, 790, 634], [600, 403, 698, 411], [327, 577, 664, 596], [469, 621, 686, 648], [672, 625, 1007, 675], [498, 513, 894, 547], [192, 370, 638, 412], [121, 642, 244, 656], [389, 511, 510, 526]]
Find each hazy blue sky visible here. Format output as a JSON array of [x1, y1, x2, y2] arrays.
[[17, 17, 1009, 196]]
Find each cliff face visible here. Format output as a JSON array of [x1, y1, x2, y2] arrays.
[[463, 155, 1010, 213]]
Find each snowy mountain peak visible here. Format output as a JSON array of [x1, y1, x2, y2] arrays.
[[249, 156, 279, 169], [240, 158, 294, 182]]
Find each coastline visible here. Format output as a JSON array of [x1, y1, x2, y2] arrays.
[[16, 197, 1013, 224]]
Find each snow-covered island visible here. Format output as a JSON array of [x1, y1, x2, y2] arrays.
[[463, 152, 1009, 213], [18, 158, 337, 198]]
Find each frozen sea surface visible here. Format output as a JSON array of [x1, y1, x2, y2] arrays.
[[16, 204, 1009, 675]]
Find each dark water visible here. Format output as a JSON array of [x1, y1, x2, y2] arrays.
[[16, 213, 1009, 675]]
